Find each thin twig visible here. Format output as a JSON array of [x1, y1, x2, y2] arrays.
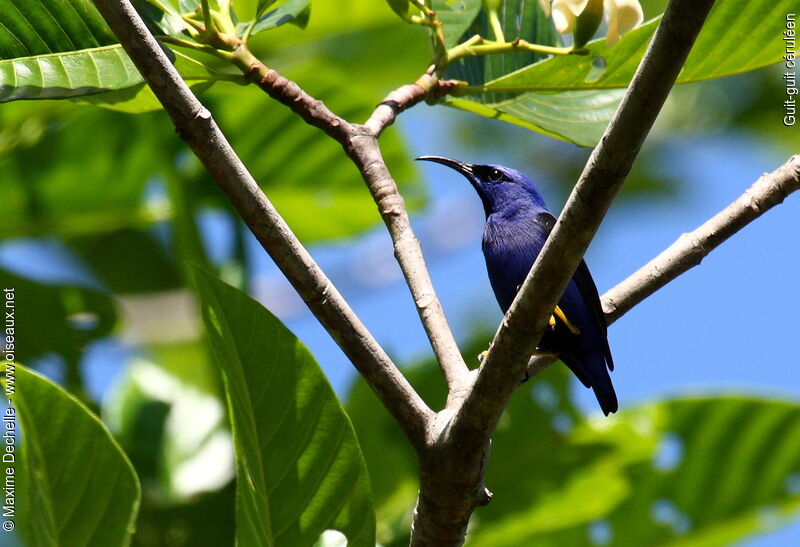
[[229, 45, 470, 389], [524, 154, 800, 377], [91, 0, 433, 445], [602, 155, 800, 324]]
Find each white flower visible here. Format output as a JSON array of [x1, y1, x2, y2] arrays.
[[604, 0, 644, 46], [550, 0, 576, 34], [545, 0, 643, 46]]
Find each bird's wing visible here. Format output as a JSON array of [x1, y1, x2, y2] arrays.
[[535, 212, 614, 371]]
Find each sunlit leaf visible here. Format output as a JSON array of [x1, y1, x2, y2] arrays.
[[443, 89, 625, 147], [445, 0, 560, 89], [473, 397, 800, 546], [11, 365, 140, 546], [444, 0, 792, 145], [194, 267, 376, 546], [485, 0, 794, 92], [239, 0, 312, 36], [432, 0, 483, 49]]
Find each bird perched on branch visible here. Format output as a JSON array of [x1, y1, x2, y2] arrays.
[[417, 156, 618, 415]]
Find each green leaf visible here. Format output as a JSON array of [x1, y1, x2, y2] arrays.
[[485, 0, 794, 91], [471, 396, 800, 546], [0, 46, 144, 103], [0, 0, 117, 59], [433, 0, 483, 49], [443, 89, 625, 147], [11, 365, 140, 546], [0, 104, 177, 240], [193, 267, 376, 547], [446, 0, 792, 145], [239, 0, 312, 36], [0, 0, 134, 102], [386, 0, 410, 19], [0, 0, 240, 102], [0, 43, 240, 103], [445, 0, 560, 94], [441, 0, 605, 145]]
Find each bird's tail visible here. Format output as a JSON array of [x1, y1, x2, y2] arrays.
[[563, 353, 618, 416], [591, 367, 618, 416]]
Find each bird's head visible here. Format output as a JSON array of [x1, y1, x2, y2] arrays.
[[416, 156, 548, 216]]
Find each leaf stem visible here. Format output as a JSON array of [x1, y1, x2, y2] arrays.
[[156, 35, 235, 60], [410, 0, 447, 61], [445, 36, 578, 66], [486, 8, 505, 43], [242, 19, 258, 43], [201, 0, 215, 36]]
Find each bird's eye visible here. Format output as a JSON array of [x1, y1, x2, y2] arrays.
[[487, 168, 504, 183]]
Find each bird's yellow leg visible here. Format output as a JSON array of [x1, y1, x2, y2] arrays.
[[553, 305, 581, 335]]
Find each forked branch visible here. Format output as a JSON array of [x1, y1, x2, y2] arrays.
[[91, 0, 433, 446]]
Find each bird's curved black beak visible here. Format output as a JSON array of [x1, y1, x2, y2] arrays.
[[415, 155, 474, 178]]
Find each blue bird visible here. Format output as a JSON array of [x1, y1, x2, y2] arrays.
[[417, 156, 618, 415]]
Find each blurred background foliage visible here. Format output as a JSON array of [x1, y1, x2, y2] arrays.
[[1, 0, 799, 545]]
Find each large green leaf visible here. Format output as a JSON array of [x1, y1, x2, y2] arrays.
[[0, 0, 116, 59], [0, 0, 245, 102], [433, 0, 483, 49], [437, 0, 611, 146], [443, 89, 625, 147], [484, 0, 794, 91], [499, 396, 800, 546], [194, 267, 376, 546], [11, 365, 140, 546], [445, 0, 561, 95], [443, 0, 792, 146], [0, 0, 137, 101], [0, 103, 178, 240], [0, 46, 143, 103]]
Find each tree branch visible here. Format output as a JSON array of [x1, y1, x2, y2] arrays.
[[602, 154, 800, 324], [230, 45, 470, 389], [524, 154, 800, 378], [91, 0, 433, 446], [456, 0, 717, 449], [410, 0, 718, 543]]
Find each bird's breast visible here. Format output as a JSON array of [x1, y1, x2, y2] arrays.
[[481, 215, 547, 312]]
